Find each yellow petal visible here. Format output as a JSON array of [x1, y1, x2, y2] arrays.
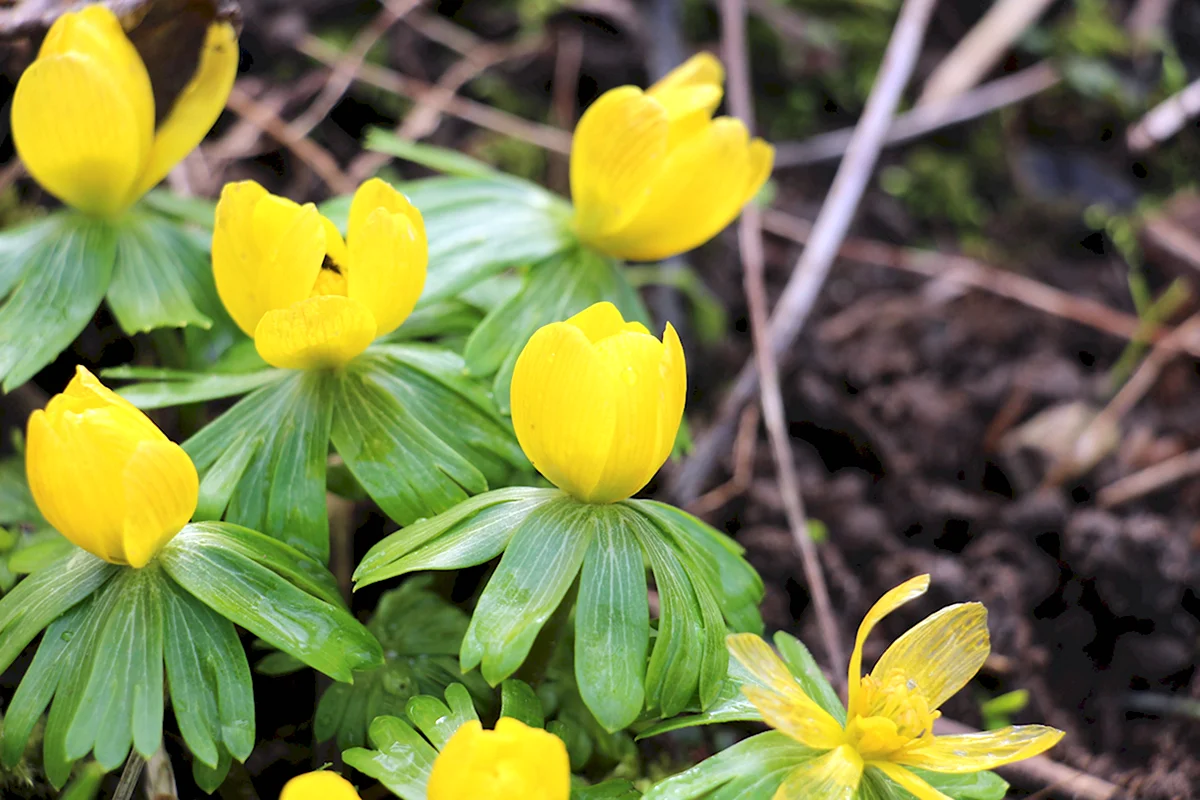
[[590, 117, 771, 261], [254, 295, 376, 370], [122, 439, 199, 568], [727, 633, 845, 750], [847, 575, 931, 718], [871, 763, 953, 800], [656, 323, 687, 464], [871, 603, 990, 711], [428, 718, 570, 800], [346, 179, 428, 336], [130, 20, 239, 201], [648, 52, 725, 95], [12, 54, 145, 217], [896, 726, 1065, 773], [510, 321, 618, 500], [565, 301, 646, 342], [213, 182, 328, 336], [280, 771, 362, 800], [773, 746, 864, 800], [570, 86, 669, 243]]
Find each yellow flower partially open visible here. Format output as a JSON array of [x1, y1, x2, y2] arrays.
[[11, 5, 238, 218], [25, 366, 198, 569], [213, 179, 427, 370], [279, 771, 361, 800], [510, 302, 686, 504], [728, 575, 1064, 799], [427, 718, 570, 800], [570, 53, 774, 262]]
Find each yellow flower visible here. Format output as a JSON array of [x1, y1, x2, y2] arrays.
[[11, 4, 238, 218], [25, 366, 198, 569], [279, 771, 361, 800], [570, 53, 774, 262], [510, 301, 686, 504], [212, 178, 427, 370], [728, 575, 1065, 799], [427, 718, 570, 800]]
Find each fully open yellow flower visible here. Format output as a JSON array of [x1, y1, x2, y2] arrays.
[[728, 575, 1064, 799], [510, 302, 685, 504], [279, 771, 361, 800], [11, 4, 238, 218], [427, 718, 570, 800], [570, 53, 774, 262], [25, 366, 198, 568], [213, 178, 427, 370]]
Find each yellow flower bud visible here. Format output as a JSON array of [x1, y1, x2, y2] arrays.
[[510, 302, 686, 504], [279, 771, 361, 800], [427, 718, 570, 800], [11, 5, 238, 218], [213, 178, 427, 370], [25, 366, 198, 568], [570, 53, 774, 262]]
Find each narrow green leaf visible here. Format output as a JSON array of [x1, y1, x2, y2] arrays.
[[366, 129, 500, 178], [0, 550, 117, 675], [354, 487, 555, 587], [343, 716, 439, 800], [500, 679, 545, 728], [106, 213, 212, 333], [641, 732, 814, 800], [7, 533, 74, 575], [110, 366, 285, 410], [0, 455, 43, 526], [774, 632, 846, 724], [406, 683, 479, 750], [0, 212, 117, 391], [140, 190, 218, 230], [332, 361, 486, 526], [59, 760, 109, 800], [0, 215, 57, 298], [575, 780, 642, 800], [159, 529, 382, 682], [192, 745, 233, 794], [906, 768, 1010, 800], [194, 433, 261, 522], [461, 497, 594, 683], [575, 511, 649, 732]]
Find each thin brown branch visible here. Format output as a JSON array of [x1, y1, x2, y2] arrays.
[[719, 0, 844, 673], [688, 404, 760, 515], [1098, 446, 1200, 508], [775, 62, 1060, 168], [1127, 75, 1200, 152], [225, 84, 355, 194], [289, 0, 423, 139], [937, 718, 1122, 800], [672, 0, 939, 504], [295, 35, 572, 155]]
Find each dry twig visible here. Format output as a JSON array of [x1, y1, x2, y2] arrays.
[[1127, 76, 1200, 152], [720, 0, 844, 672], [1098, 446, 1200, 508], [688, 405, 760, 515], [775, 62, 1060, 167], [672, 0, 939, 503]]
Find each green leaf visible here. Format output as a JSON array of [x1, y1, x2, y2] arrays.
[[343, 716, 439, 800], [0, 211, 117, 391], [60, 760, 109, 800], [192, 745, 233, 794], [160, 523, 382, 682], [366, 129, 501, 178], [184, 371, 333, 560], [106, 212, 214, 333], [461, 496, 594, 683], [141, 190, 218, 230], [162, 576, 255, 766], [405, 683, 480, 750], [575, 511, 649, 732], [6, 532, 75, 575], [354, 487, 556, 587], [641, 732, 815, 800], [575, 780, 642, 799], [0, 215, 57, 299], [774, 632, 846, 725], [902, 769, 1009, 800], [635, 654, 763, 739], [332, 357, 487, 526], [634, 501, 764, 635], [65, 567, 165, 769], [0, 549, 118, 675], [0, 455, 42, 526], [500, 679, 545, 728], [464, 247, 650, 413], [108, 365, 285, 409]]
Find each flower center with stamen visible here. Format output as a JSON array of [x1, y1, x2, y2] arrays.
[[845, 669, 940, 761], [311, 254, 348, 297]]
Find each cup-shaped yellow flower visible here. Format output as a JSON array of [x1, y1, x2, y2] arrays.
[[25, 366, 199, 568], [11, 4, 238, 218], [570, 53, 773, 262], [727, 575, 1064, 799], [510, 301, 685, 504], [213, 178, 428, 370], [279, 771, 361, 800], [427, 718, 570, 800]]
